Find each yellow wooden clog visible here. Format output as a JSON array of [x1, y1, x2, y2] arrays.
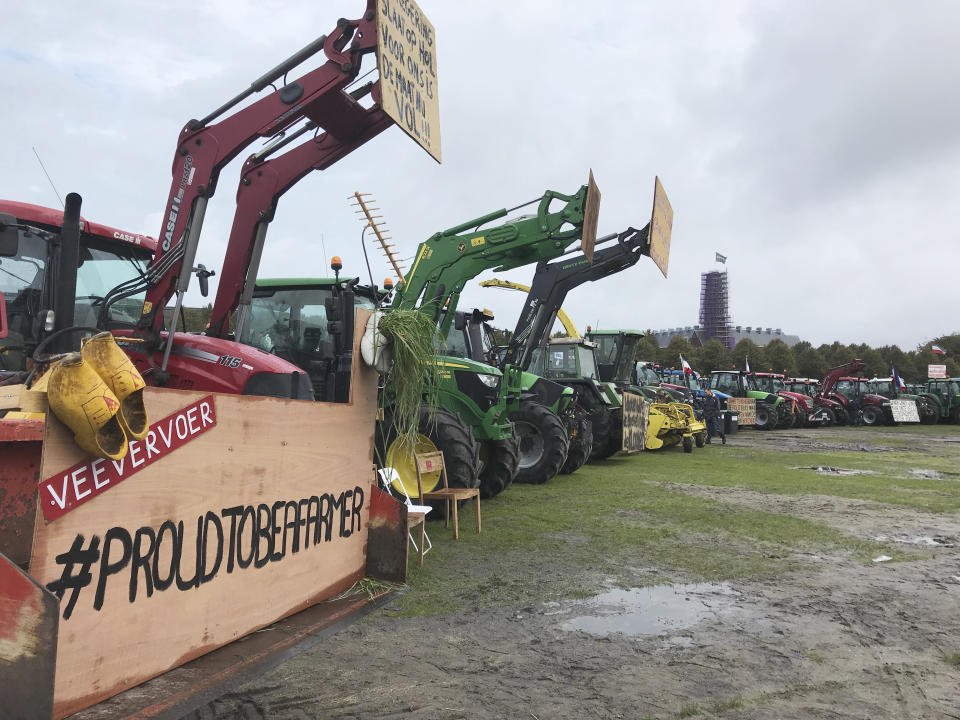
[[81, 331, 148, 441]]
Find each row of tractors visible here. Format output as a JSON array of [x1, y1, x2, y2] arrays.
[[645, 361, 960, 430]]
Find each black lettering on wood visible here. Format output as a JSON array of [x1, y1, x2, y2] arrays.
[[130, 526, 156, 602], [94, 527, 132, 611]]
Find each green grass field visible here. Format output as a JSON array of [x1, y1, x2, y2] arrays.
[[391, 425, 960, 617]]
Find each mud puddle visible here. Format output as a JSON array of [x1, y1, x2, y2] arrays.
[[873, 533, 957, 547], [910, 467, 960, 480], [794, 465, 874, 476], [561, 582, 740, 638]]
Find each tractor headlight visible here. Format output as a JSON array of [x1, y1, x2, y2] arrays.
[[477, 373, 499, 388]]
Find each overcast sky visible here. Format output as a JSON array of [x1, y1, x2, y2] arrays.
[[4, 1, 958, 349]]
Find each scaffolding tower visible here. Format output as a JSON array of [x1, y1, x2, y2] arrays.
[[699, 270, 733, 349]]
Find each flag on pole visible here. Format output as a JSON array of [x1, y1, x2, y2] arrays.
[[892, 365, 906, 391], [931, 344, 947, 355], [680, 354, 694, 375], [715, 252, 727, 264], [745, 356, 751, 373]]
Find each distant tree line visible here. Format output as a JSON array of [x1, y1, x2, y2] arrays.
[[639, 333, 960, 381]]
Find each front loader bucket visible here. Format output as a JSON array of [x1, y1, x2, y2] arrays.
[[0, 553, 58, 720]]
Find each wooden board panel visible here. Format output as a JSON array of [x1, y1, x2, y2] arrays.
[[890, 399, 920, 423], [29, 312, 381, 718], [726, 397, 755, 426], [621, 391, 648, 454]]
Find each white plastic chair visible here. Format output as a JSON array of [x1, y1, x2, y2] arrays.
[[377, 467, 432, 564]]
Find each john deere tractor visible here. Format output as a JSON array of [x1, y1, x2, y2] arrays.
[[924, 378, 960, 423]]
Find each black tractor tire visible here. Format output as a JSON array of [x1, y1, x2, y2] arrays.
[[833, 405, 848, 426], [477, 423, 521, 499], [683, 436, 693, 453], [791, 408, 804, 428], [917, 398, 939, 425], [593, 408, 623, 461], [776, 404, 793, 429], [820, 407, 836, 427], [861, 405, 884, 426], [587, 407, 613, 462], [375, 405, 480, 498], [695, 433, 705, 448], [560, 414, 593, 475], [755, 402, 777, 431], [509, 401, 569, 484]]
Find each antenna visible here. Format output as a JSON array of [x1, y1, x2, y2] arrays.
[[349, 191, 405, 283], [32, 146, 64, 207]]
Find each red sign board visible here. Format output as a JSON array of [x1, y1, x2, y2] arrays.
[[39, 396, 216, 521], [929, 364, 947, 379]]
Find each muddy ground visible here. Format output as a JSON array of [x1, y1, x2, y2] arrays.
[[206, 429, 960, 720]]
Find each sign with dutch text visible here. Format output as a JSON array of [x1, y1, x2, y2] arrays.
[[649, 176, 673, 278], [726, 397, 755, 426], [621, 391, 648, 453], [929, 364, 947, 379], [376, 0, 441, 162], [39, 396, 216, 521]]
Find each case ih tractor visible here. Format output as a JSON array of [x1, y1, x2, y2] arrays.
[[750, 372, 833, 427], [817, 360, 891, 426], [2, 3, 444, 715]]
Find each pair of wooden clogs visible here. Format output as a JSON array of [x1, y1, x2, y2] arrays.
[[46, 332, 148, 461]]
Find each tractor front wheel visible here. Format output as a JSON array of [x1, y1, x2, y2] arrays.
[[861, 405, 884, 426], [755, 402, 777, 430], [820, 407, 836, 427], [509, 401, 569, 484], [560, 412, 593, 474], [477, 423, 520, 499], [594, 408, 623, 461], [375, 405, 480, 499], [918, 398, 939, 425]]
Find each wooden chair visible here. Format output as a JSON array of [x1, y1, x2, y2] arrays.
[[377, 468, 431, 568], [417, 451, 481, 540]]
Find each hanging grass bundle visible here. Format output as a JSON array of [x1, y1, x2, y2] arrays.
[[377, 309, 442, 450]]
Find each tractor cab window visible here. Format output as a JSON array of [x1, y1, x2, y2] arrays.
[[577, 345, 599, 380], [771, 377, 785, 392], [443, 326, 470, 358], [635, 363, 660, 385], [75, 234, 151, 329], [873, 380, 894, 395], [711, 372, 739, 395], [0, 229, 47, 370], [834, 380, 858, 398], [544, 345, 577, 378]]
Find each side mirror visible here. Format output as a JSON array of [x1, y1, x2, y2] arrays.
[[0, 213, 19, 257], [0, 292, 7, 339]]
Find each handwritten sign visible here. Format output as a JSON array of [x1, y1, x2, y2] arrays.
[[39, 396, 216, 521], [581, 169, 601, 263], [726, 397, 755, 426], [376, 0, 441, 162], [649, 176, 673, 278], [890, 399, 920, 423], [621, 391, 648, 453], [44, 488, 365, 620]]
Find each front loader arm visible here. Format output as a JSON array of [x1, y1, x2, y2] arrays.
[[393, 184, 593, 335], [819, 358, 865, 398], [138, 2, 378, 341], [206, 86, 393, 339], [479, 280, 581, 338], [499, 224, 650, 371]]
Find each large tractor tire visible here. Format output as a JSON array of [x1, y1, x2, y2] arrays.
[[820, 407, 836, 427], [861, 404, 884, 426], [375, 405, 480, 499], [593, 408, 623, 461], [917, 398, 939, 425], [755, 402, 777, 431], [509, 401, 569, 484], [477, 423, 521, 499], [776, 403, 793, 429], [588, 408, 614, 462], [560, 412, 593, 474]]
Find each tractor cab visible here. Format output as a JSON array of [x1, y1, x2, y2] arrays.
[[241, 278, 378, 401], [0, 200, 156, 374], [831, 377, 893, 425], [634, 361, 661, 386], [709, 369, 783, 430], [925, 378, 960, 423], [584, 329, 643, 386]]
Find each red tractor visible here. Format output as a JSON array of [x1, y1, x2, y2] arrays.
[[818, 359, 891, 426], [749, 372, 824, 427]]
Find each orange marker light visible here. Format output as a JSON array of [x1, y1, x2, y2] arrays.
[[384, 277, 394, 289], [331, 256, 342, 272]]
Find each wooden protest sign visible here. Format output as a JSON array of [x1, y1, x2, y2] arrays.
[[890, 399, 920, 423], [29, 312, 380, 718], [621, 391, 648, 453], [726, 397, 755, 426], [376, 0, 441, 162]]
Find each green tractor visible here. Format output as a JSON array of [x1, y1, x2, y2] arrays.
[[924, 378, 960, 423], [708, 370, 783, 430]]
